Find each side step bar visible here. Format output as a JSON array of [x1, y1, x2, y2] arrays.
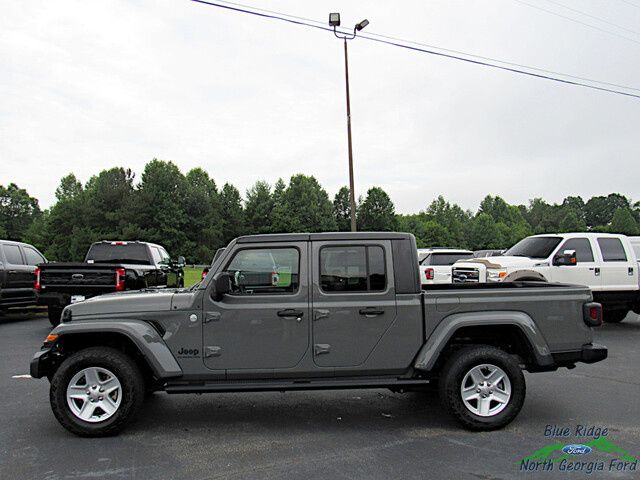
[[165, 377, 430, 394]]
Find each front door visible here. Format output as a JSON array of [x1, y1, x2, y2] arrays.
[[202, 242, 310, 375], [311, 240, 397, 368], [550, 237, 601, 288]]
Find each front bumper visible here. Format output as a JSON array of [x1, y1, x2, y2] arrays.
[[30, 348, 52, 378], [552, 343, 608, 367]]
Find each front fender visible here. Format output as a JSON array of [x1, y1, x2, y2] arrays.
[[413, 311, 554, 371], [46, 319, 182, 379]]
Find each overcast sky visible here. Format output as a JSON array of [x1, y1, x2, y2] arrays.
[[1, 0, 639, 213]]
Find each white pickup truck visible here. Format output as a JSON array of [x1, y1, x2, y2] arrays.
[[418, 248, 474, 285], [452, 233, 640, 323]]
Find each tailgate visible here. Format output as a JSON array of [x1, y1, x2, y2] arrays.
[[39, 263, 119, 292]]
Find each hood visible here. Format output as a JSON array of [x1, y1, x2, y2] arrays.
[[456, 256, 545, 269], [66, 289, 178, 317]]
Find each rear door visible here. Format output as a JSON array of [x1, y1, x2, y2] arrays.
[[596, 237, 636, 291], [202, 242, 310, 375], [311, 240, 397, 368]]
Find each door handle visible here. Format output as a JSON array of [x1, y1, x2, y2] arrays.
[[359, 308, 385, 316], [8, 270, 17, 274], [277, 309, 304, 321]]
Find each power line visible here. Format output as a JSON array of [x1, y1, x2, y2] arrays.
[[617, 0, 640, 9], [542, 0, 640, 36], [511, 0, 640, 46], [209, 0, 640, 92], [190, 0, 640, 100]]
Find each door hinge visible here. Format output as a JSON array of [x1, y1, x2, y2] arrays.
[[204, 346, 222, 358], [204, 312, 221, 323], [314, 344, 331, 356], [314, 309, 330, 321]]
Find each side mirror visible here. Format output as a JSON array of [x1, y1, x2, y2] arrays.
[[177, 256, 186, 266], [554, 249, 577, 266], [211, 272, 231, 301]]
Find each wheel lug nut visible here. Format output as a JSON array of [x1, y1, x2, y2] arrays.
[[476, 388, 480, 393], [99, 396, 103, 401]]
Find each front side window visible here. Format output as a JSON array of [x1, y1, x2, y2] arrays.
[[150, 247, 163, 265], [23, 247, 45, 266], [223, 247, 299, 294], [320, 245, 386, 292], [3, 244, 24, 265], [558, 238, 594, 262], [598, 238, 627, 262]]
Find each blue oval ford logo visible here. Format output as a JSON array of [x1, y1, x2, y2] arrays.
[[562, 444, 592, 455]]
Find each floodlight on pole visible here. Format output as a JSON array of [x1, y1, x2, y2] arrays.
[[328, 14, 369, 232]]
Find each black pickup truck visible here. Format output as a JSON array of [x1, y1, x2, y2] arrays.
[[37, 241, 184, 326]]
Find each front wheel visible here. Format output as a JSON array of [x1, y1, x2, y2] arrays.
[[438, 346, 525, 431], [603, 309, 628, 323], [49, 347, 145, 436]]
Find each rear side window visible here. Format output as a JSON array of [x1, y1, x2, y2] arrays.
[[224, 247, 299, 294], [597, 238, 627, 262], [320, 245, 386, 293], [2, 244, 24, 265], [23, 247, 45, 266], [559, 238, 594, 262]]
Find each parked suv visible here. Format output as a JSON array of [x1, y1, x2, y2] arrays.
[[31, 232, 606, 436], [418, 248, 474, 285], [453, 233, 639, 322], [0, 240, 46, 311]]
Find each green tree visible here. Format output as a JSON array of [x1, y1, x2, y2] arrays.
[[421, 196, 471, 247], [558, 210, 587, 233], [271, 174, 336, 232], [468, 213, 503, 249], [245, 181, 274, 234], [0, 183, 41, 240], [609, 208, 639, 235], [183, 168, 223, 262], [357, 187, 397, 231], [220, 183, 245, 244], [585, 194, 630, 228], [333, 186, 352, 232], [130, 159, 190, 258], [55, 174, 83, 201]]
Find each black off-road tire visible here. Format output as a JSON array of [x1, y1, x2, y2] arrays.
[[603, 309, 627, 323], [438, 345, 526, 431], [50, 347, 145, 437], [48, 306, 63, 327]]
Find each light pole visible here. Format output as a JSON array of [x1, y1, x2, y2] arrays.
[[329, 13, 369, 232]]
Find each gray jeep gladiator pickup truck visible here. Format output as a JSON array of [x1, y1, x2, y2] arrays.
[[30, 232, 607, 436]]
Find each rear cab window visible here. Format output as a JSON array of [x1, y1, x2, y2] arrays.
[[422, 252, 474, 266], [320, 245, 386, 292], [597, 238, 628, 262], [85, 243, 151, 265]]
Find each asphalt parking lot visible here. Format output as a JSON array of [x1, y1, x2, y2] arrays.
[[1, 310, 639, 480]]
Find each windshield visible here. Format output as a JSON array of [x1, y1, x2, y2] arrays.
[[85, 243, 151, 264], [421, 252, 473, 266], [505, 237, 562, 259]]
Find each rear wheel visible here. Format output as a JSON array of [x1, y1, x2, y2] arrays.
[[48, 306, 63, 327], [50, 347, 144, 436], [438, 346, 525, 431], [603, 309, 628, 323]]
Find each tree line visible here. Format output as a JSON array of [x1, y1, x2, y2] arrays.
[[1, 159, 639, 263]]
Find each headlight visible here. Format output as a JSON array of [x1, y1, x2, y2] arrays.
[[487, 269, 507, 281]]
